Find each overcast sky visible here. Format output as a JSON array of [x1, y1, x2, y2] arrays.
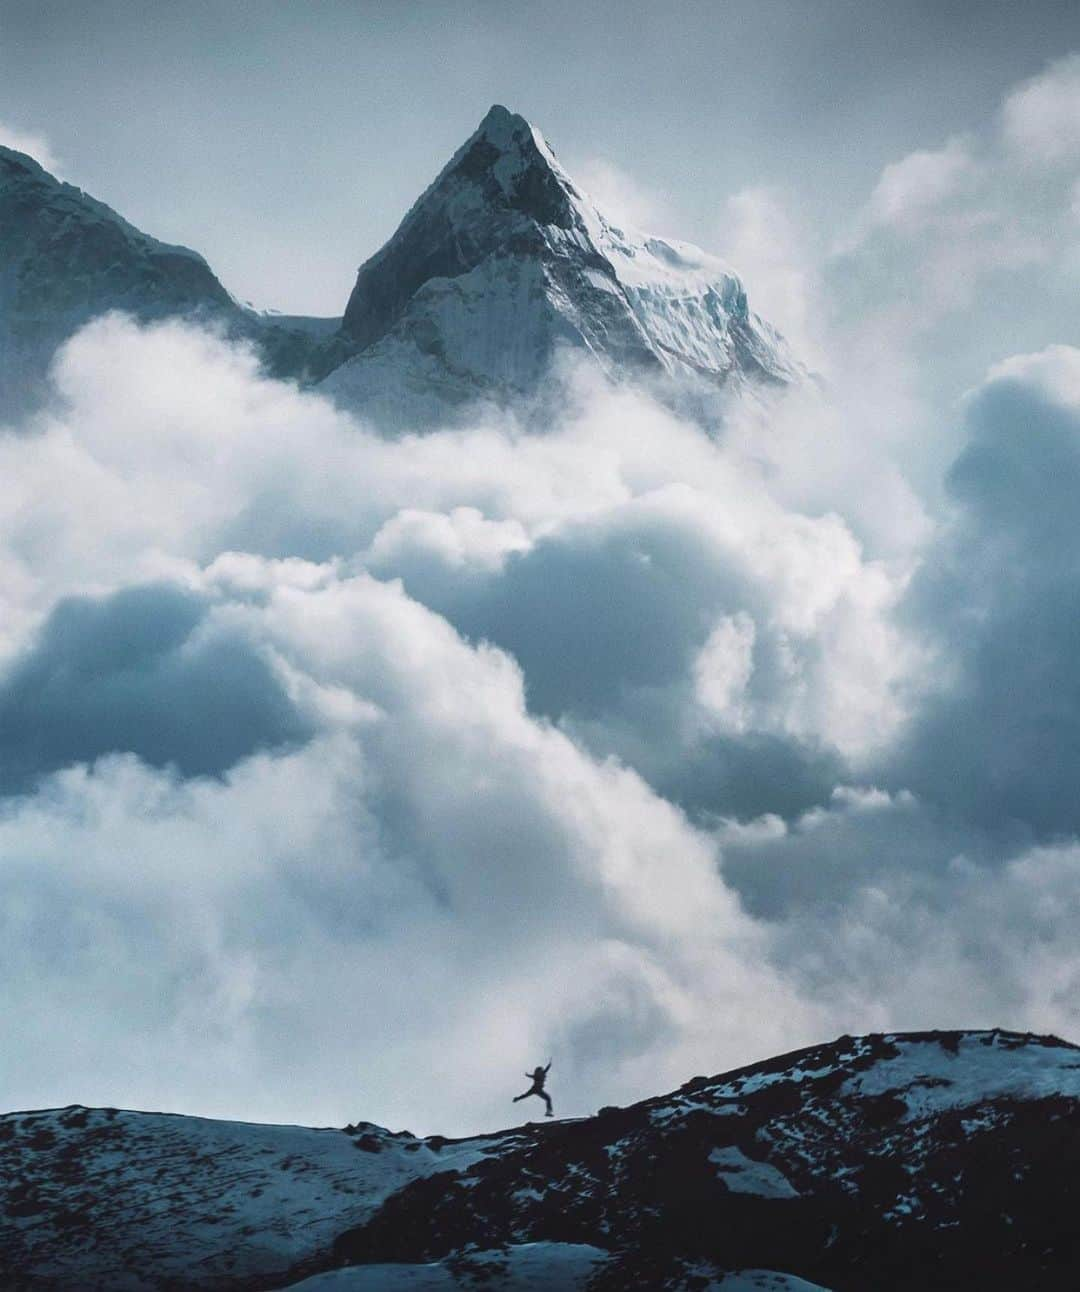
[[2, 0, 1078, 313]]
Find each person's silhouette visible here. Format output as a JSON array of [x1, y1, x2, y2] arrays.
[[513, 1059, 553, 1117]]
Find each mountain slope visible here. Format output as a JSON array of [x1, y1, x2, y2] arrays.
[[321, 105, 799, 426], [0, 145, 338, 418], [5, 1030, 1080, 1290]]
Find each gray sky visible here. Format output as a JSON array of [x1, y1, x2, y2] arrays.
[[2, 0, 1078, 313]]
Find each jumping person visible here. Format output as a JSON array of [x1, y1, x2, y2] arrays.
[[513, 1059, 553, 1117]]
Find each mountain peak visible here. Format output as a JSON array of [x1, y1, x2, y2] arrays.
[[440, 103, 579, 230], [0, 141, 51, 181], [337, 105, 588, 362], [466, 104, 565, 189], [473, 102, 535, 144], [330, 106, 799, 425]]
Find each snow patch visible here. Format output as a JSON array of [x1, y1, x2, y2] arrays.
[[709, 1146, 801, 1199], [715, 1272, 833, 1292], [286, 1242, 609, 1290], [840, 1033, 1080, 1119]]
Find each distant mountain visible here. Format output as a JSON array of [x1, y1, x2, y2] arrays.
[[0, 108, 797, 428], [323, 105, 798, 426], [6, 1030, 1080, 1289], [0, 145, 338, 418]]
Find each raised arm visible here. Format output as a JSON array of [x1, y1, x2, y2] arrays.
[[544, 1058, 552, 1073]]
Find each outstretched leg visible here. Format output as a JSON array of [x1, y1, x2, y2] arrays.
[[540, 1090, 553, 1117], [513, 1088, 535, 1103]]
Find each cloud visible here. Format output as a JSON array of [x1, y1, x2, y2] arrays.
[[4, 285, 1064, 1134], [888, 345, 1080, 837], [716, 187, 822, 367], [0, 562, 825, 1133], [1001, 53, 1080, 166], [2, 316, 873, 1130], [863, 137, 978, 232], [0, 120, 60, 174], [360, 392, 910, 821], [573, 156, 675, 232], [0, 582, 311, 794], [825, 65, 1080, 388], [720, 786, 1080, 1041]]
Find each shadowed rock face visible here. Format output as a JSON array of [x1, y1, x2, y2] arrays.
[[6, 1031, 1080, 1290], [331, 1030, 1080, 1291], [0, 149, 234, 321], [0, 145, 231, 415], [341, 110, 585, 356], [0, 145, 339, 418]]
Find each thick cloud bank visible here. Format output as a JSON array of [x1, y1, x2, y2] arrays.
[[4, 318, 878, 1131], [5, 56, 1080, 1133]]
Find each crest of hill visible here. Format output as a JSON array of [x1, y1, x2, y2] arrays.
[[6, 1029, 1080, 1290]]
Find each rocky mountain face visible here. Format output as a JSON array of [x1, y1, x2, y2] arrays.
[[0, 107, 797, 428], [0, 146, 338, 418], [323, 105, 798, 427], [5, 1030, 1080, 1290]]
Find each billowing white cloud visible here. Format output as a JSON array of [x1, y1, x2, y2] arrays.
[[5, 264, 1075, 1134], [4, 315, 903, 1131], [0, 559, 826, 1133], [694, 612, 756, 732], [864, 137, 978, 231], [573, 156, 675, 234], [716, 187, 822, 366], [1001, 53, 1080, 165]]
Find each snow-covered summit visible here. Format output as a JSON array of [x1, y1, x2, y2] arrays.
[[323, 105, 799, 425]]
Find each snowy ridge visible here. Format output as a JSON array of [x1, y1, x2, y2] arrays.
[[0, 1105, 502, 1290], [7, 1030, 1080, 1289]]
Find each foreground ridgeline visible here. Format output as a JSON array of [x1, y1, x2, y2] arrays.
[[0, 105, 797, 427], [4, 1030, 1080, 1290]]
